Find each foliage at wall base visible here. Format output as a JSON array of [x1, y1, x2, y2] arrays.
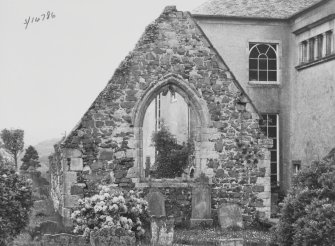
[[272, 154, 335, 246]]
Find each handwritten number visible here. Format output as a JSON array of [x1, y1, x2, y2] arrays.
[[24, 17, 30, 29], [24, 11, 56, 29]]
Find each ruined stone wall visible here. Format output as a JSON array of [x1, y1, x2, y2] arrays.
[[49, 145, 64, 214], [142, 187, 192, 226], [49, 6, 271, 221]]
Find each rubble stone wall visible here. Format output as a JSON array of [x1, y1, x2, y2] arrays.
[[49, 6, 271, 223]]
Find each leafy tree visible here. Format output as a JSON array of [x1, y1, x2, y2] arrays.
[[151, 124, 193, 178], [20, 146, 40, 171], [0, 165, 33, 245], [272, 150, 335, 246], [0, 129, 24, 170]]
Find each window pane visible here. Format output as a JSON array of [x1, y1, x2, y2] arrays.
[[326, 31, 332, 56], [249, 43, 256, 50], [309, 38, 315, 61], [303, 42, 308, 62], [317, 35, 323, 58], [268, 115, 277, 125], [270, 44, 277, 51], [258, 44, 269, 53], [250, 47, 259, 58], [268, 71, 277, 81], [271, 162, 277, 173], [271, 151, 277, 162], [259, 71, 267, 81], [268, 59, 277, 69], [267, 47, 276, 58], [260, 128, 267, 137], [259, 59, 267, 69], [249, 59, 258, 69], [272, 139, 277, 149], [249, 70, 258, 81], [271, 175, 277, 186], [259, 117, 267, 127], [268, 127, 277, 138]]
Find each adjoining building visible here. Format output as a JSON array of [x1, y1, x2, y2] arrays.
[[193, 0, 335, 192]]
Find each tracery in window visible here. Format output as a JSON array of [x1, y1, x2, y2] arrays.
[[249, 43, 278, 83], [142, 86, 193, 178]]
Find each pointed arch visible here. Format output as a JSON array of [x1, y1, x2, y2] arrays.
[[131, 74, 210, 180]]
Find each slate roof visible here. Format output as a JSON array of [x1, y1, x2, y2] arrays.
[[192, 0, 325, 19]]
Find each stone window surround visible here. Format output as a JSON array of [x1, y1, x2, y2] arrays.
[[131, 74, 211, 182], [247, 39, 282, 86]]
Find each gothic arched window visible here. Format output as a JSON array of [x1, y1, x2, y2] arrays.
[[249, 43, 278, 82]]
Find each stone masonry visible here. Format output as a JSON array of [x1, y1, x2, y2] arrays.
[[49, 6, 271, 225]]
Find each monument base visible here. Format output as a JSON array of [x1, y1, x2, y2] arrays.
[[190, 218, 213, 228]]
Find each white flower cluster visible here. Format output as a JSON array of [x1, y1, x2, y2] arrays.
[[71, 185, 148, 238]]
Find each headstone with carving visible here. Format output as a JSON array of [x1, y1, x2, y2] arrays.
[[146, 190, 166, 217], [218, 203, 243, 229]]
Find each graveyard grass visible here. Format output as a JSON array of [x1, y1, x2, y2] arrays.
[[174, 227, 272, 245]]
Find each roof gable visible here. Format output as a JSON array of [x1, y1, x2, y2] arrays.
[[192, 0, 325, 19], [62, 6, 259, 148]]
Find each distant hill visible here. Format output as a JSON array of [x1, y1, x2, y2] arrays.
[[1, 138, 60, 176]]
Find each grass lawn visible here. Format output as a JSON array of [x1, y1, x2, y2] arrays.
[[174, 227, 273, 245]]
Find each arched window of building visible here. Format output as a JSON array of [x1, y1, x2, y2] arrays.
[[249, 43, 278, 82]]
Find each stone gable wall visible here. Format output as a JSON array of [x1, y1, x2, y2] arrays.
[[49, 6, 271, 223]]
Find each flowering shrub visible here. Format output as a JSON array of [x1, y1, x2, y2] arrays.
[[71, 186, 149, 240]]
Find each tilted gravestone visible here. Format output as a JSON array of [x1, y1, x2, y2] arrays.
[[146, 190, 166, 217], [218, 203, 243, 229]]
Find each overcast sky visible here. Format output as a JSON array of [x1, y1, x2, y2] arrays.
[[0, 0, 206, 146]]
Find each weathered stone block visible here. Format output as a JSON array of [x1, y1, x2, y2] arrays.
[[91, 161, 104, 170], [64, 172, 77, 194], [99, 150, 114, 160], [64, 149, 82, 158], [70, 183, 86, 195], [64, 195, 81, 208], [70, 158, 83, 171], [252, 185, 265, 192]]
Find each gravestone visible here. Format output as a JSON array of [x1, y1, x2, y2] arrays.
[[190, 175, 213, 227], [146, 190, 166, 217], [151, 216, 175, 246], [218, 203, 243, 229]]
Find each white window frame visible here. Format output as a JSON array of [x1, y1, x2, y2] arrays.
[[247, 40, 282, 85], [259, 113, 280, 186]]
